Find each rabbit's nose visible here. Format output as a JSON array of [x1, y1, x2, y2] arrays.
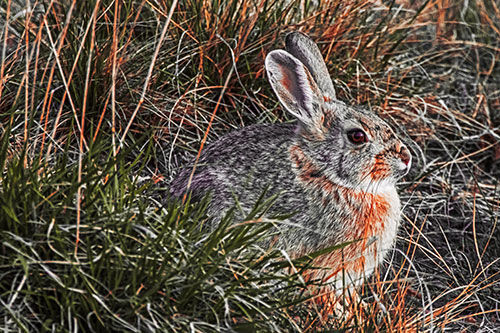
[[400, 146, 411, 166]]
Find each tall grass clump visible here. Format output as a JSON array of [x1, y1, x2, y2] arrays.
[[0, 131, 318, 330], [1, 0, 499, 331]]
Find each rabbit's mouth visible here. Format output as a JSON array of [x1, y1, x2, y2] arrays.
[[398, 160, 411, 177], [384, 158, 411, 181]]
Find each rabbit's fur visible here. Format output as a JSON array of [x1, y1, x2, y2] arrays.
[[170, 32, 411, 290]]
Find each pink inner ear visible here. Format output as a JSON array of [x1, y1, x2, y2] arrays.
[[276, 63, 309, 110], [281, 74, 292, 92], [279, 65, 294, 94]]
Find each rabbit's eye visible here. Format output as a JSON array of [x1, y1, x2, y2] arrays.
[[347, 129, 368, 144]]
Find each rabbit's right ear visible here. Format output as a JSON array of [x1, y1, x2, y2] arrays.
[[266, 50, 327, 138], [285, 32, 336, 100]]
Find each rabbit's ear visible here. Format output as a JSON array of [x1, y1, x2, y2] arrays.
[[285, 32, 336, 100], [266, 50, 327, 137]]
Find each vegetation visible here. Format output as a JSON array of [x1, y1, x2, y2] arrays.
[[0, 0, 498, 331]]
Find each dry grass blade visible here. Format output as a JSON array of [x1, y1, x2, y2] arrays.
[[75, 0, 100, 258], [118, 0, 178, 152]]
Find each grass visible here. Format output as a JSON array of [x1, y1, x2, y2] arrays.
[[1, 0, 499, 331]]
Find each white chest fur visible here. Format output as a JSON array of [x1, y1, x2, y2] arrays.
[[328, 186, 402, 289]]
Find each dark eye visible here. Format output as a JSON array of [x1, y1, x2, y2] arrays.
[[347, 129, 368, 144]]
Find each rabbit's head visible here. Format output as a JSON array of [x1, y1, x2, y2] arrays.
[[265, 32, 411, 193]]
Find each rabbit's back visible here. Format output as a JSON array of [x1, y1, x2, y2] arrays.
[[170, 123, 306, 218], [169, 123, 346, 252]]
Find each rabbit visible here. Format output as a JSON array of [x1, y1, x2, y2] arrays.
[[169, 32, 411, 292]]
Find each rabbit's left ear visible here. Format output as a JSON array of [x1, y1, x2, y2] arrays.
[[266, 50, 328, 138]]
